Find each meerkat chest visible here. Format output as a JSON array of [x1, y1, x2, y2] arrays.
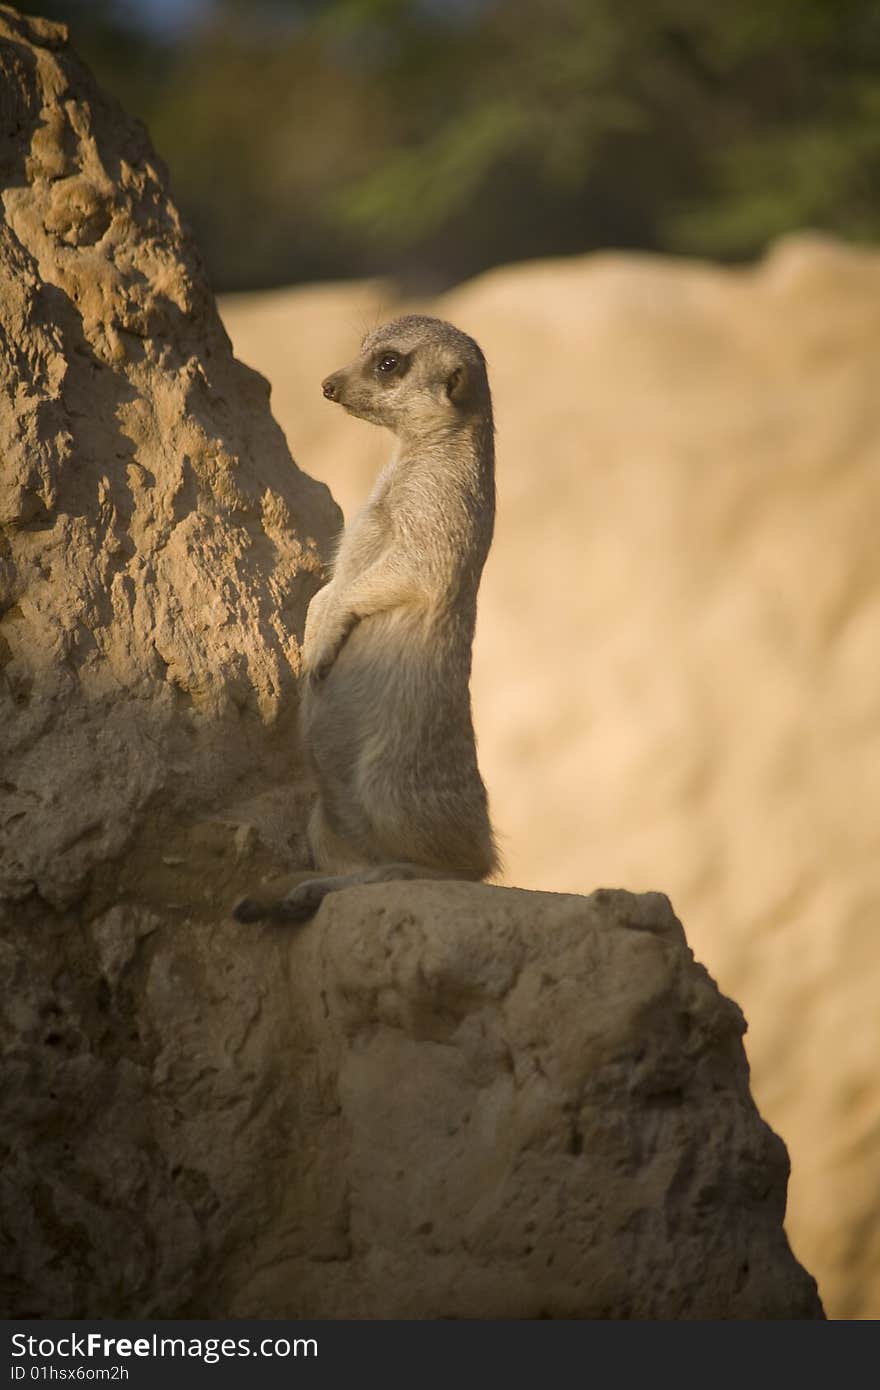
[[332, 497, 391, 584]]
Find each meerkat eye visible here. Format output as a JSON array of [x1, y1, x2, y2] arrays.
[[377, 353, 400, 374]]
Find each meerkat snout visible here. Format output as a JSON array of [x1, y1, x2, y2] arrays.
[[321, 375, 339, 400]]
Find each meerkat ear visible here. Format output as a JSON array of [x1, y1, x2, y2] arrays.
[[445, 364, 469, 405]]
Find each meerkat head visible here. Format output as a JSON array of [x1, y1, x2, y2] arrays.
[[321, 315, 490, 438]]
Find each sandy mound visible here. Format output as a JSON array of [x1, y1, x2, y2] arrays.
[[222, 233, 880, 1318], [0, 7, 338, 917]]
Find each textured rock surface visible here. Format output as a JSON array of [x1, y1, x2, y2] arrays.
[[222, 235, 880, 1318], [0, 6, 340, 918], [0, 9, 822, 1320], [1, 881, 822, 1319]]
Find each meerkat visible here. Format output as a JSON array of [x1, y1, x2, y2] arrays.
[[234, 315, 498, 924]]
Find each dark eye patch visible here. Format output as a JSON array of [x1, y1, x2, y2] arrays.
[[373, 348, 408, 378]]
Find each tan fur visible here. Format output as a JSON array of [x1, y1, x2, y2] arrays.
[[234, 315, 498, 924]]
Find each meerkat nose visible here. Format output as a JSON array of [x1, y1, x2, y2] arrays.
[[322, 375, 339, 400]]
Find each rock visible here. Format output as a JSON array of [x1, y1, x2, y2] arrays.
[[0, 6, 340, 918], [1, 882, 822, 1318], [221, 234, 880, 1320], [0, 10, 822, 1320]]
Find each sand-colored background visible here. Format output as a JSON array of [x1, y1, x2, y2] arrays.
[[221, 235, 880, 1319]]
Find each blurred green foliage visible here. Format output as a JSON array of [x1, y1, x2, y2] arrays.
[[33, 0, 880, 290]]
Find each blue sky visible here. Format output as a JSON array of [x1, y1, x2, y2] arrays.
[[113, 0, 213, 35]]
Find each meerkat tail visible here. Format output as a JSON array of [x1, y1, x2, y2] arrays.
[[232, 890, 324, 925], [231, 897, 270, 923]]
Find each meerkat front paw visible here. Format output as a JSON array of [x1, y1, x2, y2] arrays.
[[308, 651, 335, 685], [306, 617, 359, 685]]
